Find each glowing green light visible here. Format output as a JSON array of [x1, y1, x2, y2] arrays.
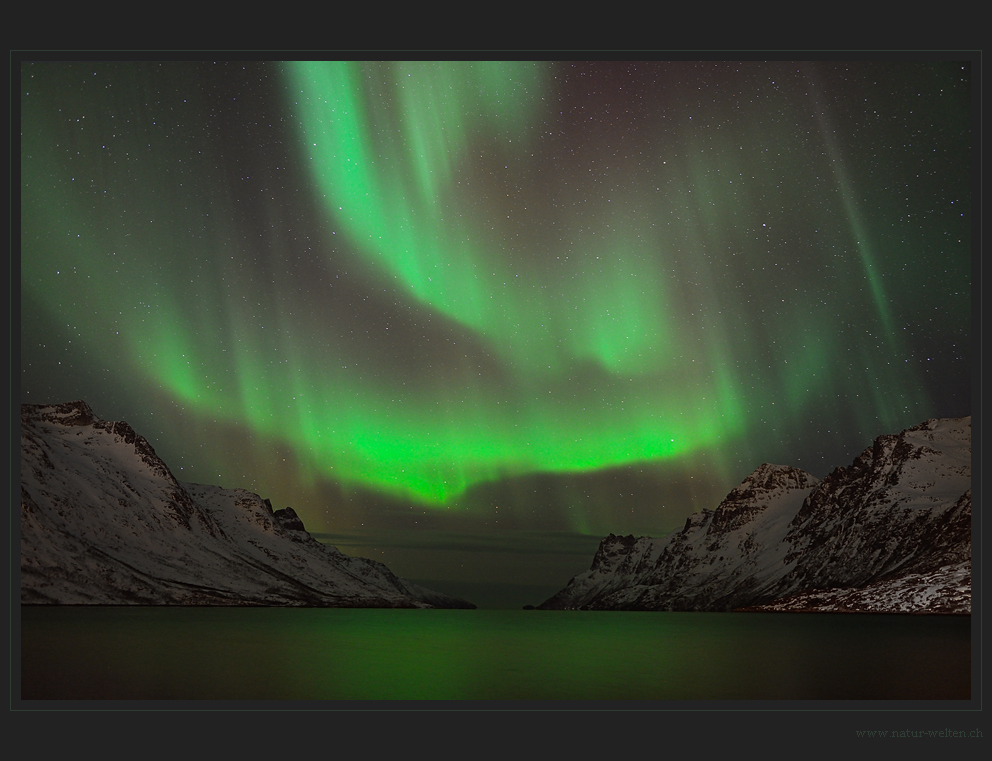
[[20, 61, 956, 512]]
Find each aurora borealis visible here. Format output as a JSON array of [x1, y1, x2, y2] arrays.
[[18, 57, 973, 603]]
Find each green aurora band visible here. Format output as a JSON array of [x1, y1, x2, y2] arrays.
[[21, 60, 965, 509]]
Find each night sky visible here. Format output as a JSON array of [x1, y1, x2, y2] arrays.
[[18, 57, 973, 606]]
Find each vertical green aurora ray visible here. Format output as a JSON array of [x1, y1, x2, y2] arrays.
[[286, 61, 493, 337], [286, 61, 681, 377], [815, 110, 897, 343], [805, 75, 936, 435]]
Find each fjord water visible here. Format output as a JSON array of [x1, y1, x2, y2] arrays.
[[20, 607, 969, 701]]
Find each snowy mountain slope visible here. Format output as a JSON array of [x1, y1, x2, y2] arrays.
[[539, 417, 971, 613], [20, 401, 474, 608], [738, 561, 971, 614], [780, 417, 971, 591], [539, 463, 822, 611]]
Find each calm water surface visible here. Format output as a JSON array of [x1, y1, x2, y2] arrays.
[[20, 607, 970, 701]]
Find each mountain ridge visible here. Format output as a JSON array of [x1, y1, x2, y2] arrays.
[[538, 417, 971, 614], [20, 400, 474, 608]]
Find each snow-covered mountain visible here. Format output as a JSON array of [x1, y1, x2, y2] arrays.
[[539, 417, 971, 614], [20, 401, 474, 608]]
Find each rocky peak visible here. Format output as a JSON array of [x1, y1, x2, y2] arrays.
[[710, 464, 819, 534], [589, 533, 642, 573], [273, 507, 308, 533], [732, 463, 819, 496], [22, 400, 96, 427], [791, 416, 970, 530], [23, 402, 178, 485]]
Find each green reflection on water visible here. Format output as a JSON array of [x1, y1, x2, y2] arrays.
[[20, 607, 970, 701]]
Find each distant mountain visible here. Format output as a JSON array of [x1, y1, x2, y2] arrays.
[[20, 401, 474, 608], [539, 417, 971, 614]]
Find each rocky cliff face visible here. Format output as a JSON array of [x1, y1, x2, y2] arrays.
[[20, 401, 474, 608], [539, 417, 971, 613]]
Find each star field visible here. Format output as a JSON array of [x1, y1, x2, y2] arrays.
[[19, 57, 972, 593]]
